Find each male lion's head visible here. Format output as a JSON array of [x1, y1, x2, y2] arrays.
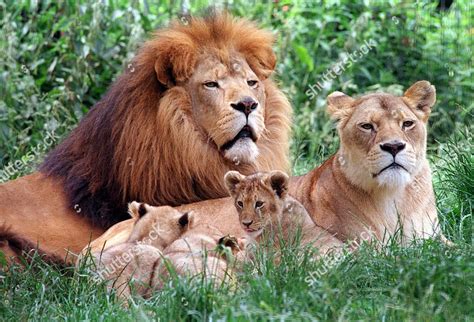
[[148, 12, 278, 164], [327, 81, 436, 191]]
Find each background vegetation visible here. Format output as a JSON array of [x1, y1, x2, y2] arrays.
[[0, 0, 472, 320]]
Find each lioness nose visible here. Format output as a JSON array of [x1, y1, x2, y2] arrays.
[[380, 141, 406, 157], [242, 220, 253, 228], [231, 97, 258, 116]]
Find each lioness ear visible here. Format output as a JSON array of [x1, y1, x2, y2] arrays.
[[403, 81, 436, 122], [153, 31, 197, 87], [128, 201, 148, 220], [267, 170, 289, 199], [327, 91, 355, 121], [224, 171, 245, 196], [178, 211, 194, 230]]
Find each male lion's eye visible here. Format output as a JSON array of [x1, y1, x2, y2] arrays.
[[255, 201, 264, 208], [237, 201, 243, 208], [360, 123, 374, 131], [204, 81, 219, 88], [402, 120, 415, 129], [247, 80, 258, 87]]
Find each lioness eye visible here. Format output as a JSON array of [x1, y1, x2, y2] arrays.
[[360, 123, 374, 131], [403, 120, 414, 129], [247, 80, 258, 87], [204, 81, 219, 88], [237, 201, 243, 208], [255, 201, 264, 208]]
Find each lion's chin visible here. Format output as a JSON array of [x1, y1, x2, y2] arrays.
[[223, 138, 259, 165], [375, 167, 412, 189]]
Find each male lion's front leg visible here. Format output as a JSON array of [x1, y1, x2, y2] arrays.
[[0, 172, 104, 263]]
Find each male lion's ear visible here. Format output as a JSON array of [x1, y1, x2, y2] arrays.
[[238, 26, 276, 80], [267, 170, 289, 199], [327, 91, 355, 121], [153, 32, 197, 87], [403, 81, 436, 122], [224, 171, 245, 196]]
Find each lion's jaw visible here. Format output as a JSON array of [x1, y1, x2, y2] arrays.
[[184, 55, 266, 165], [335, 94, 428, 193]]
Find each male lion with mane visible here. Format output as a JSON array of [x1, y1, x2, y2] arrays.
[[0, 12, 291, 262]]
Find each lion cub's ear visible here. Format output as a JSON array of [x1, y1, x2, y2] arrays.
[[224, 171, 245, 197], [178, 211, 194, 231], [327, 91, 356, 122], [128, 201, 149, 221], [267, 170, 289, 199], [403, 81, 436, 122]]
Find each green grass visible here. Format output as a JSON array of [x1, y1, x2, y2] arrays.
[[1, 233, 473, 320], [0, 0, 473, 320]]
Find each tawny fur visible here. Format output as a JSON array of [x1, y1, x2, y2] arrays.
[[162, 221, 247, 286], [224, 171, 344, 257], [88, 202, 193, 299]]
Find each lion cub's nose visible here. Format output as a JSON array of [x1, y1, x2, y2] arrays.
[[231, 96, 258, 116], [242, 220, 253, 228], [380, 141, 406, 157]]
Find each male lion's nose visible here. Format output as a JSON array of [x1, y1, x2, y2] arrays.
[[242, 220, 253, 228], [231, 96, 258, 116], [380, 141, 406, 157]]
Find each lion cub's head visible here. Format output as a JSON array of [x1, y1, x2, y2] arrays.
[[224, 170, 289, 238], [127, 202, 194, 250], [327, 81, 436, 191]]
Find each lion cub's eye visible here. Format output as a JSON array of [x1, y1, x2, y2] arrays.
[[247, 80, 258, 87], [204, 81, 219, 88], [237, 201, 243, 208], [402, 120, 415, 129], [255, 201, 264, 209], [359, 123, 374, 131]]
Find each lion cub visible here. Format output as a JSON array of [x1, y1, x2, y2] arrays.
[[162, 221, 248, 286], [91, 202, 193, 299], [224, 170, 344, 256]]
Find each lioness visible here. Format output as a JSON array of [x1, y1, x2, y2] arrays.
[[89, 202, 193, 298], [291, 81, 448, 245], [224, 170, 343, 256]]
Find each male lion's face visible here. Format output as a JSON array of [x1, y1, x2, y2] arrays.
[[184, 54, 266, 165], [327, 81, 436, 191]]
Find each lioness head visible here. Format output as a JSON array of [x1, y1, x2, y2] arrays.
[[224, 170, 289, 238], [327, 81, 436, 191], [127, 202, 194, 250], [153, 13, 276, 165]]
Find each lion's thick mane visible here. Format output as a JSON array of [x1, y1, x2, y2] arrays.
[[40, 13, 291, 228]]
